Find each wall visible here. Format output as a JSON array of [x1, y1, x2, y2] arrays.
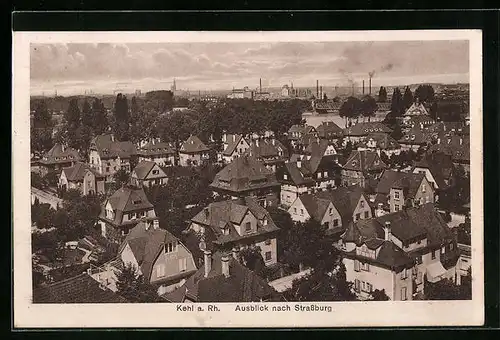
[[235, 211, 258, 236], [150, 241, 197, 284], [280, 184, 309, 207], [179, 152, 202, 167], [138, 155, 175, 167], [413, 178, 435, 206], [255, 237, 278, 266], [413, 167, 439, 190], [288, 198, 312, 223], [344, 257, 395, 300], [352, 195, 373, 222], [389, 188, 405, 213], [392, 268, 413, 301], [120, 243, 142, 275], [341, 169, 365, 187], [321, 202, 342, 231]]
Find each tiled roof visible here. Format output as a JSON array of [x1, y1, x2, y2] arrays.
[[288, 124, 316, 137], [315, 185, 367, 225], [363, 133, 401, 150], [376, 102, 391, 111], [398, 126, 430, 145], [343, 122, 392, 137], [246, 139, 288, 160], [100, 185, 155, 226], [191, 197, 279, 245], [132, 160, 166, 180], [297, 194, 332, 222], [223, 134, 244, 156], [40, 144, 82, 165], [342, 150, 387, 172], [376, 170, 426, 199], [33, 273, 128, 303], [180, 135, 210, 154], [137, 141, 175, 156], [90, 134, 137, 159], [164, 251, 278, 302], [210, 155, 280, 193], [413, 151, 454, 188], [62, 161, 104, 181], [316, 121, 343, 139], [119, 221, 188, 282], [428, 137, 470, 163], [281, 154, 337, 186], [404, 102, 429, 116], [161, 165, 198, 179]]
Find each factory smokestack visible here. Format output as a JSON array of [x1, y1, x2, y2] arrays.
[[316, 80, 319, 98], [320, 86, 323, 100], [362, 80, 365, 95], [368, 71, 375, 96], [260, 78, 262, 93], [351, 83, 355, 96]]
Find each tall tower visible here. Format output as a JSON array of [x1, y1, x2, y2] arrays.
[[171, 78, 177, 92]]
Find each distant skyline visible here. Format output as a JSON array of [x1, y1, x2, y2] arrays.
[[30, 41, 469, 96]]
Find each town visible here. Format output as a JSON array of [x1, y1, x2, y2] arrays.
[[30, 74, 471, 304]]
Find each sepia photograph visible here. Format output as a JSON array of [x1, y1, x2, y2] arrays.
[[13, 30, 483, 328]]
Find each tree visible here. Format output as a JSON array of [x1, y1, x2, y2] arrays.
[[323, 93, 328, 102], [64, 98, 81, 130], [429, 101, 438, 121], [424, 276, 471, 300], [402, 86, 414, 110], [113, 169, 130, 188], [238, 246, 267, 277], [81, 99, 93, 128], [30, 125, 53, 157], [415, 84, 435, 103], [91, 98, 108, 135], [116, 264, 163, 302], [390, 88, 404, 117], [370, 289, 390, 301], [390, 122, 403, 141], [339, 96, 363, 128], [361, 95, 378, 122], [113, 93, 130, 141], [33, 100, 53, 129], [378, 86, 387, 102]]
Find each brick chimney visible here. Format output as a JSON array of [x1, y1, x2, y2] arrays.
[[384, 221, 391, 241], [221, 253, 230, 278], [204, 250, 212, 278]]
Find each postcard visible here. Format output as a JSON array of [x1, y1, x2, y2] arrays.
[[13, 30, 483, 328]]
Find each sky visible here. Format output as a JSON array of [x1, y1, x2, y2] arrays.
[[30, 40, 470, 96]]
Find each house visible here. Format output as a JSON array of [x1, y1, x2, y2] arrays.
[[412, 151, 455, 190], [210, 155, 281, 208], [428, 136, 470, 173], [287, 124, 318, 147], [401, 115, 436, 130], [98, 185, 157, 242], [163, 250, 280, 302], [296, 138, 338, 162], [188, 197, 280, 266], [220, 134, 251, 163], [281, 84, 290, 97], [403, 101, 429, 116], [277, 153, 339, 208], [89, 133, 137, 182], [58, 161, 105, 196], [343, 122, 392, 142], [178, 135, 211, 167], [314, 100, 342, 114], [288, 185, 372, 238], [316, 121, 344, 141], [341, 150, 387, 188], [341, 203, 459, 300], [33, 272, 128, 303], [136, 139, 176, 167], [118, 219, 197, 295], [130, 160, 168, 187], [358, 133, 401, 157], [244, 138, 289, 172], [374, 170, 435, 213], [38, 144, 82, 175], [398, 127, 430, 152], [227, 87, 253, 99]]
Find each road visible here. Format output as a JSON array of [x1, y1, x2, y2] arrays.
[[31, 187, 63, 210]]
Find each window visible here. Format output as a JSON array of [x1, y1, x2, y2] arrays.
[[395, 191, 400, 199], [354, 279, 361, 292], [395, 204, 400, 211], [355, 213, 360, 221], [329, 208, 333, 215], [284, 174, 288, 180], [422, 184, 426, 193], [401, 268, 408, 279], [416, 256, 422, 264], [178, 258, 188, 272], [317, 173, 322, 179], [441, 246, 445, 254], [323, 171, 328, 177], [417, 239, 421, 245], [367, 283, 373, 292], [294, 207, 297, 214], [156, 264, 165, 277], [152, 170, 159, 175], [265, 251, 272, 262], [333, 219, 339, 227], [364, 211, 369, 219], [245, 222, 252, 232], [360, 200, 365, 208], [450, 243, 454, 250], [263, 218, 268, 226], [354, 260, 360, 272], [431, 251, 436, 260], [361, 263, 370, 272], [106, 167, 110, 172], [300, 209, 304, 216], [265, 239, 272, 245], [165, 242, 175, 253], [401, 287, 407, 301]]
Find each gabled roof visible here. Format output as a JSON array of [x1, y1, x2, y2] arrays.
[[398, 126, 430, 145], [132, 161, 166, 180], [90, 134, 137, 159], [137, 141, 175, 156], [288, 124, 316, 137], [62, 162, 104, 181], [245, 139, 288, 160], [297, 194, 332, 222], [180, 135, 210, 154], [210, 155, 280, 193], [376, 170, 426, 199], [315, 185, 367, 225], [164, 251, 278, 302], [223, 134, 245, 156], [363, 133, 401, 150], [40, 144, 82, 165], [33, 273, 128, 303], [119, 221, 190, 282], [305, 139, 335, 157], [413, 151, 454, 189], [100, 185, 155, 226], [342, 150, 387, 172], [191, 197, 279, 245], [343, 122, 392, 137], [316, 121, 343, 139], [428, 137, 470, 163], [404, 102, 429, 116]]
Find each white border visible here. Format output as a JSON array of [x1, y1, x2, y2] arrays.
[[13, 30, 484, 328]]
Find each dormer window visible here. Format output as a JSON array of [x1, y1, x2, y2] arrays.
[[263, 218, 268, 226], [245, 222, 252, 233], [133, 200, 142, 205], [165, 242, 176, 253]]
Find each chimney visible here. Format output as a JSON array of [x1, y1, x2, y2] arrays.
[[232, 247, 239, 260], [111, 134, 115, 142], [316, 80, 319, 98], [320, 86, 323, 99], [221, 253, 230, 278], [153, 219, 159, 229], [256, 139, 259, 147], [384, 221, 391, 241], [362, 80, 365, 95], [369, 76, 372, 95], [260, 78, 262, 93], [204, 250, 212, 278], [437, 138, 441, 144], [460, 138, 463, 145], [271, 138, 276, 146], [297, 160, 302, 168], [204, 207, 209, 219], [351, 83, 355, 96]]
